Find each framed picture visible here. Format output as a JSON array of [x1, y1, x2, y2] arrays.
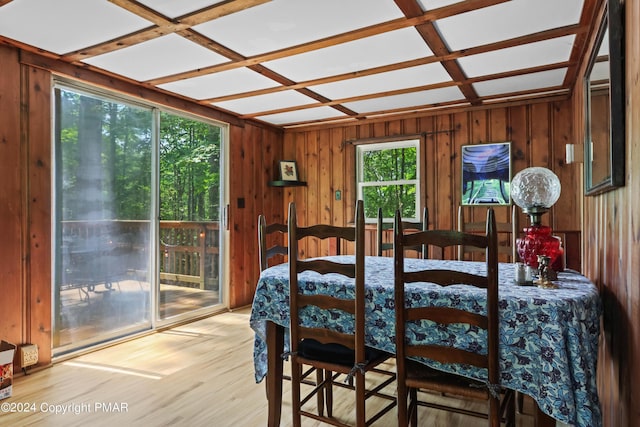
[[279, 160, 299, 181], [461, 142, 511, 205]]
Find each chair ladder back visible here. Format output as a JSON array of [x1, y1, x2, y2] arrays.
[[458, 205, 518, 262], [288, 200, 366, 362], [258, 215, 288, 272], [378, 206, 428, 257], [395, 208, 505, 426]]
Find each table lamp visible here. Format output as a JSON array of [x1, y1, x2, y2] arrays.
[[511, 167, 563, 270]]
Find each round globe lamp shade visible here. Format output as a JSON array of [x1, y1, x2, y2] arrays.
[[511, 167, 563, 269]]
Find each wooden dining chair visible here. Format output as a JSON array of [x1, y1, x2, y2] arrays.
[[258, 215, 288, 272], [377, 207, 428, 258], [258, 214, 328, 414], [457, 205, 519, 262], [457, 205, 526, 414], [394, 208, 515, 427], [288, 200, 396, 427]]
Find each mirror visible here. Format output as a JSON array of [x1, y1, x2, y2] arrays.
[[584, 0, 625, 195]]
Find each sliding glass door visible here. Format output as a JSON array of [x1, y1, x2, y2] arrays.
[[157, 111, 223, 321], [53, 87, 153, 352], [53, 82, 226, 355]]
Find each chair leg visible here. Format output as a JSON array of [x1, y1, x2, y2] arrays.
[[397, 383, 408, 427], [314, 369, 324, 416], [325, 369, 334, 418], [291, 362, 302, 427], [409, 388, 418, 427], [355, 373, 366, 427], [516, 391, 524, 413], [508, 391, 516, 427]]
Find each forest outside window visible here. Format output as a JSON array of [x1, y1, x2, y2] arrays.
[[356, 139, 420, 221]]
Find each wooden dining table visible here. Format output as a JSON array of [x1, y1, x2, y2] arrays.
[[250, 256, 602, 427]]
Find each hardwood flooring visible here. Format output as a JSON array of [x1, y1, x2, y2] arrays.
[[3, 309, 536, 426]]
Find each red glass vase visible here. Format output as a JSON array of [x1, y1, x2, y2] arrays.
[[516, 225, 564, 271]]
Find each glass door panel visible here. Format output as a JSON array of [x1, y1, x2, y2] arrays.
[[158, 112, 223, 320], [53, 87, 153, 354]]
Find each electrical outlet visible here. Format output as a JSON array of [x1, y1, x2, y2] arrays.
[[20, 344, 38, 367]]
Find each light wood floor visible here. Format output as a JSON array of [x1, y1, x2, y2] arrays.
[[4, 308, 536, 427]]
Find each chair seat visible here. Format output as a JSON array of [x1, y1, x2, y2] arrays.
[[298, 338, 388, 367], [405, 359, 490, 400]]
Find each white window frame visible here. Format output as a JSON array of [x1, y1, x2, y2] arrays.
[[356, 139, 420, 222]]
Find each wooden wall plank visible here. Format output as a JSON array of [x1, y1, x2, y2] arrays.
[[318, 128, 331, 255], [508, 105, 529, 232], [0, 45, 23, 349], [25, 65, 53, 366], [330, 127, 345, 250], [228, 124, 245, 308], [626, 2, 640, 425]]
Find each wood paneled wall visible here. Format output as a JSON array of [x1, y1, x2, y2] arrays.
[[581, 1, 640, 426], [228, 121, 283, 308], [281, 101, 581, 264], [0, 46, 54, 369]]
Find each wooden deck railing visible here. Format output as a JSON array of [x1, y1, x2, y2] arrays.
[[60, 220, 220, 291], [159, 221, 220, 290]]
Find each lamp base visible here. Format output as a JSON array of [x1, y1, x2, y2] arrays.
[[516, 225, 563, 270]]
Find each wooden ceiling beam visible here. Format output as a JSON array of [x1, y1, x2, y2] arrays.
[[177, 0, 272, 26], [279, 92, 570, 130], [237, 59, 575, 119], [201, 24, 583, 105], [148, 21, 583, 88], [63, 0, 269, 61], [63, 25, 187, 62], [145, 0, 510, 86]]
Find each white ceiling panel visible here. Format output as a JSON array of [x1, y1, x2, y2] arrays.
[[158, 67, 280, 100], [193, 0, 404, 57], [590, 62, 610, 82], [0, 0, 151, 55], [458, 35, 576, 78], [435, 0, 584, 51], [256, 106, 347, 125], [309, 63, 452, 100], [473, 68, 568, 97], [83, 34, 228, 82], [416, 0, 464, 11], [137, 0, 227, 19], [264, 28, 433, 82], [343, 86, 465, 113], [212, 90, 318, 115]]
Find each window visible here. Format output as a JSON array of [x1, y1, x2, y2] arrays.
[[356, 139, 420, 221]]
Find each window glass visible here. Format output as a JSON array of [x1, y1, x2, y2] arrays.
[[356, 140, 419, 220], [53, 86, 153, 352]]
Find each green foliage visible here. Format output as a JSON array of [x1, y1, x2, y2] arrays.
[[359, 145, 418, 219], [159, 112, 221, 221], [57, 89, 152, 221], [56, 89, 222, 223]]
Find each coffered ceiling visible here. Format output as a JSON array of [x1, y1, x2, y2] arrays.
[[0, 0, 600, 128]]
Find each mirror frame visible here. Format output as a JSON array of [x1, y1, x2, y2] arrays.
[[584, 0, 625, 196]]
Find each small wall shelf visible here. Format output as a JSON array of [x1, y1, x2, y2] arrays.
[[268, 180, 307, 187]]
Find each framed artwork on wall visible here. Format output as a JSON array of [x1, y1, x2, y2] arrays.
[[461, 142, 511, 205], [279, 160, 299, 181]]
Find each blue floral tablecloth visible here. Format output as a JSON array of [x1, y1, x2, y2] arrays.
[[250, 256, 602, 427]]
